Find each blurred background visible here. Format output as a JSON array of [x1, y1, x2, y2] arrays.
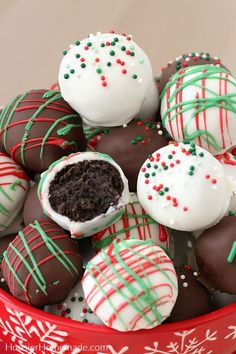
[[0, 0, 235, 104]]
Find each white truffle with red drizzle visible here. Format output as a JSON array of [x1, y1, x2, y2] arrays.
[[92, 193, 172, 254], [137, 142, 232, 232], [38, 152, 130, 238], [160, 64, 236, 155], [82, 239, 178, 331], [0, 153, 29, 232], [58, 32, 158, 127]]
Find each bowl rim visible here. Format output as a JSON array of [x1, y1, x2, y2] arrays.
[[0, 288, 235, 336]]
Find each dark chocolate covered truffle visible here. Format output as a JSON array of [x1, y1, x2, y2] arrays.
[[96, 119, 168, 191], [167, 265, 212, 322], [0, 90, 86, 173], [0, 234, 15, 292], [23, 183, 51, 225], [2, 220, 83, 306], [159, 52, 226, 93], [195, 216, 236, 294]]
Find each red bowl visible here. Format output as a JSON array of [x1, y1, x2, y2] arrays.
[[0, 289, 235, 354]]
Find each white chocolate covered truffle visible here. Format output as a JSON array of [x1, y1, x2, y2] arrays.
[[38, 152, 130, 238], [92, 193, 172, 254], [82, 239, 178, 331], [216, 151, 236, 213], [59, 32, 158, 127], [160, 65, 236, 155], [0, 153, 29, 232], [137, 142, 232, 232]]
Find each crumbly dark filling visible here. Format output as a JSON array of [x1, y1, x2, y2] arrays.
[[48, 160, 124, 222]]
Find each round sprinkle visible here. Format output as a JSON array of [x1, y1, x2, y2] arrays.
[[70, 69, 75, 74], [64, 74, 69, 79], [183, 282, 189, 288], [63, 50, 67, 56], [148, 195, 153, 200], [180, 275, 185, 280], [122, 69, 127, 74], [100, 43, 105, 47], [96, 68, 102, 74], [121, 46, 126, 51], [133, 74, 138, 79], [107, 62, 112, 67], [110, 50, 115, 56], [75, 53, 81, 59], [102, 82, 107, 87], [75, 41, 80, 46], [81, 63, 86, 68]]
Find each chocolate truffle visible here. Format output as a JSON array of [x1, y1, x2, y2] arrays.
[[2, 220, 83, 306], [0, 234, 15, 292], [92, 193, 172, 254], [96, 118, 168, 191], [82, 239, 178, 331], [0, 90, 86, 173], [159, 52, 226, 93], [195, 216, 236, 294], [167, 265, 212, 322], [38, 152, 130, 238], [23, 183, 51, 225], [0, 153, 29, 232]]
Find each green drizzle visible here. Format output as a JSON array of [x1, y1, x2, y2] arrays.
[[0, 90, 82, 166], [86, 239, 176, 329], [3, 220, 79, 296], [160, 65, 236, 152], [227, 241, 236, 263]]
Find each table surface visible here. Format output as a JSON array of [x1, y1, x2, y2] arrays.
[[0, 0, 236, 105]]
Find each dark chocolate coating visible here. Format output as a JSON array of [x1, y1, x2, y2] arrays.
[[167, 266, 212, 322], [49, 160, 124, 222], [2, 221, 83, 306], [0, 90, 86, 173], [23, 183, 51, 225], [159, 53, 226, 93], [0, 234, 16, 292], [96, 119, 168, 191], [195, 216, 236, 295]]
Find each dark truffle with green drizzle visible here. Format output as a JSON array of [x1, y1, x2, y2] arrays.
[[195, 216, 236, 295], [2, 220, 83, 306], [0, 90, 86, 173]]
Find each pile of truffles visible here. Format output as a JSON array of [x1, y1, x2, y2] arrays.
[[0, 32, 235, 332]]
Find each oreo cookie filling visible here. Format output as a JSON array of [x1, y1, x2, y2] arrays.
[[48, 160, 124, 222]]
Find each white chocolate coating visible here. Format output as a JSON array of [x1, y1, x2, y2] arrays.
[[160, 65, 236, 155], [82, 239, 178, 331], [137, 142, 232, 232], [58, 32, 158, 127], [92, 193, 172, 254], [216, 151, 236, 213], [38, 152, 130, 238], [0, 153, 29, 232], [45, 280, 102, 325]]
